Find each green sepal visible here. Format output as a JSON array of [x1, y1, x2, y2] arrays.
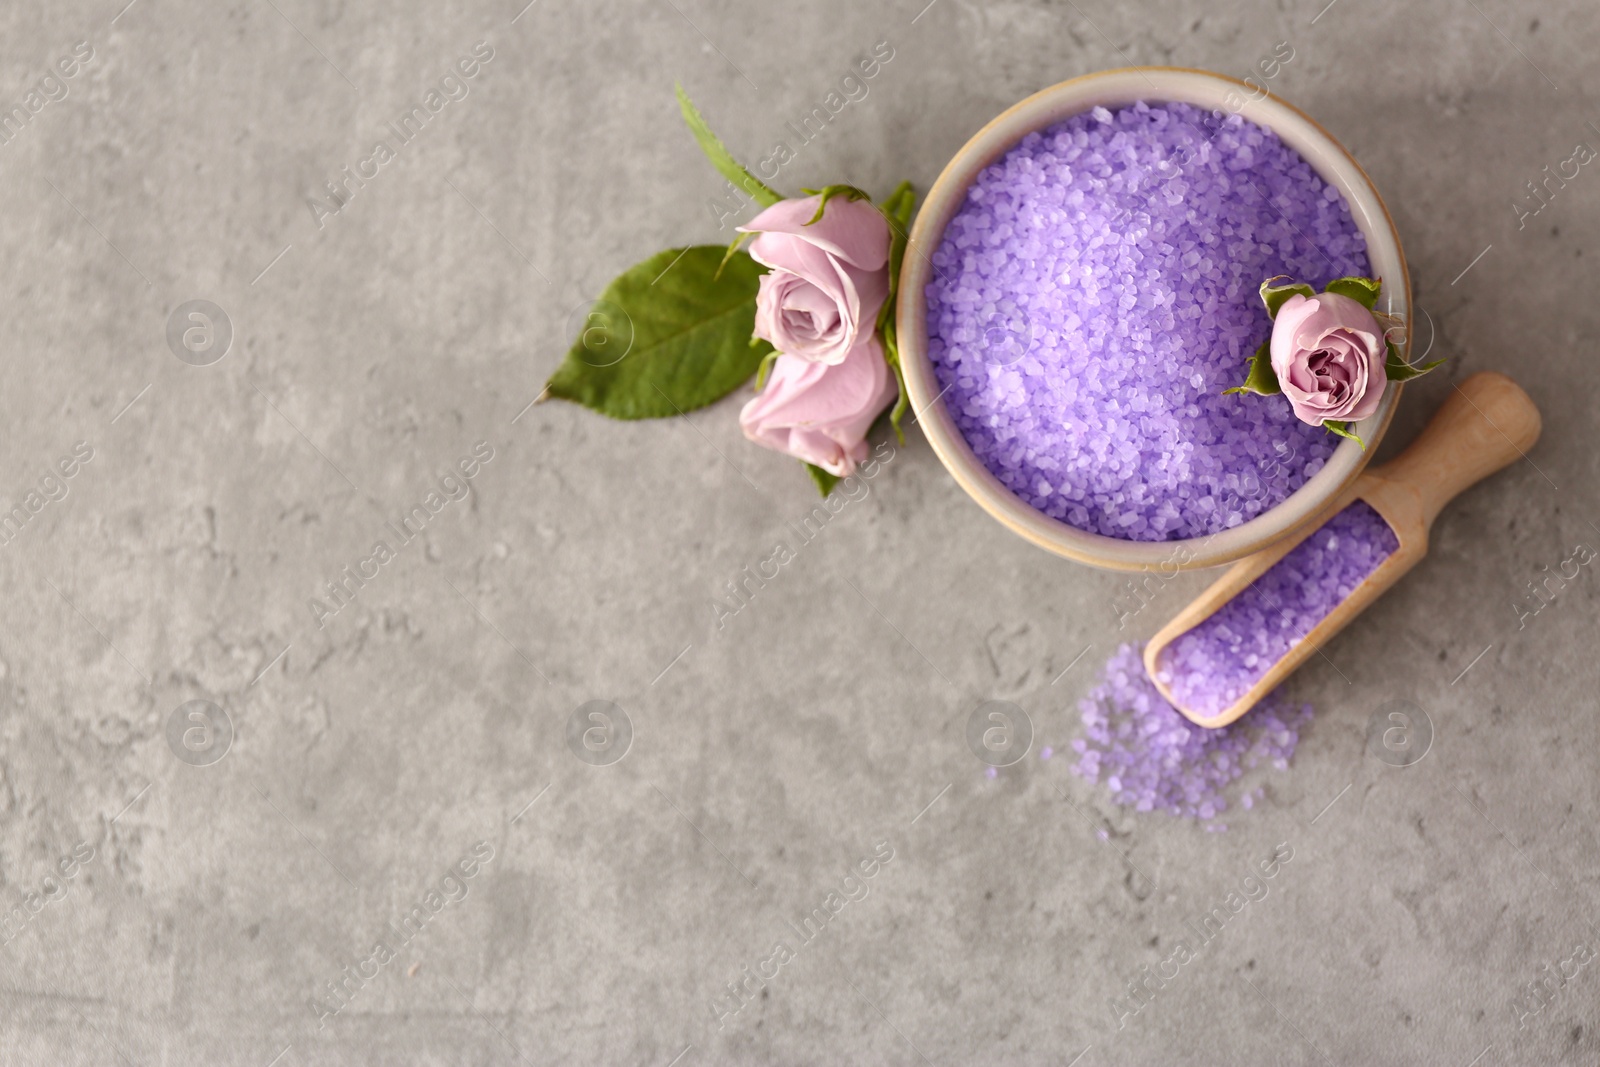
[[1323, 275, 1382, 309], [876, 180, 917, 442], [877, 180, 917, 341], [753, 348, 780, 391], [675, 84, 782, 208], [1383, 339, 1445, 382], [1322, 419, 1365, 447], [1223, 340, 1281, 396], [799, 184, 872, 224], [805, 463, 839, 497], [880, 319, 910, 445], [716, 230, 753, 280], [543, 246, 773, 419], [1259, 276, 1316, 318]]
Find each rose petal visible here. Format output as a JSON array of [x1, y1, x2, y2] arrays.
[[1268, 294, 1322, 379], [1270, 289, 1390, 427], [739, 337, 895, 476], [746, 237, 883, 366], [737, 194, 890, 271]]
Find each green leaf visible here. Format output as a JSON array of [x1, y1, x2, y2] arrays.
[[1383, 340, 1446, 382], [805, 463, 839, 497], [675, 84, 782, 208], [1322, 419, 1365, 448], [1223, 341, 1281, 396], [543, 246, 773, 420], [1323, 275, 1382, 309], [1259, 276, 1315, 318], [799, 184, 872, 224]]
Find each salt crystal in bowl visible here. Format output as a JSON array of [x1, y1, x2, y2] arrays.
[[898, 68, 1407, 571]]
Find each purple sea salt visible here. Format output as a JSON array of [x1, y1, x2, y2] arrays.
[[926, 101, 1370, 540], [1071, 642, 1311, 825], [1154, 499, 1398, 718]]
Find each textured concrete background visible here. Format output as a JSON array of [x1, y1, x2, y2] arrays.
[[0, 0, 1596, 1063]]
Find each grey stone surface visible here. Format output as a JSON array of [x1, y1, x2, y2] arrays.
[[0, 0, 1596, 1063]]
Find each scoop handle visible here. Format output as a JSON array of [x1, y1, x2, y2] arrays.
[[1369, 372, 1542, 528]]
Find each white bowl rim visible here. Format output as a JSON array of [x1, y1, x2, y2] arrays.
[[898, 66, 1409, 572]]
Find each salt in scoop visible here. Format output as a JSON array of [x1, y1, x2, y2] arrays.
[[1144, 372, 1542, 728]]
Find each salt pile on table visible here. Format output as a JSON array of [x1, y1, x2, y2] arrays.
[[1072, 643, 1311, 827], [926, 101, 1370, 540], [1152, 499, 1398, 717]]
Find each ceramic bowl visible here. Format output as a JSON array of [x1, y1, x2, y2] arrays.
[[897, 66, 1408, 571]]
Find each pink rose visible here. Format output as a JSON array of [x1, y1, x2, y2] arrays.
[[739, 336, 896, 476], [1269, 291, 1388, 426], [740, 194, 890, 366]]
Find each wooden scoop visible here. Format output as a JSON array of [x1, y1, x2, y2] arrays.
[[1143, 371, 1542, 728]]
